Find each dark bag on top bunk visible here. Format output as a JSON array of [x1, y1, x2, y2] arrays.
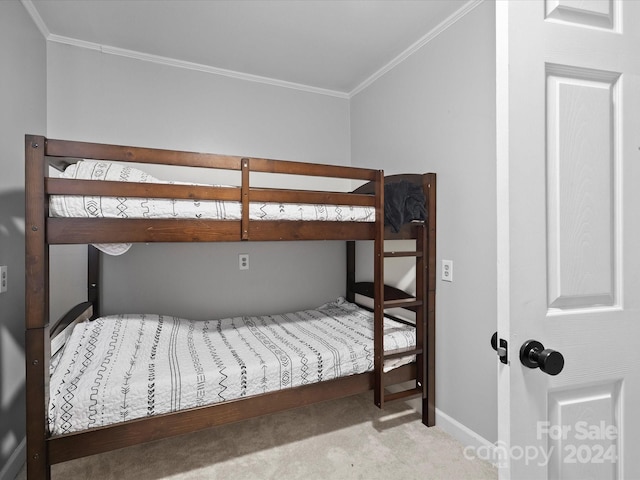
[[384, 180, 427, 233]]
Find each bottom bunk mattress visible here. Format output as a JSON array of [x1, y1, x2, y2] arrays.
[[48, 298, 415, 436]]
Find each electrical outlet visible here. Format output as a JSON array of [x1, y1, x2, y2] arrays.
[[239, 254, 249, 270], [442, 260, 453, 282], [0, 266, 7, 293]]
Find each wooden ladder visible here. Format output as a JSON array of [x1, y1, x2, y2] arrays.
[[373, 223, 427, 408], [346, 222, 432, 425]]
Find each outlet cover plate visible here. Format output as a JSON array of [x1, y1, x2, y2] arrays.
[[442, 260, 453, 282]]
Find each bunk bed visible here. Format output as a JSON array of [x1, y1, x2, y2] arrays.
[[24, 134, 436, 479]]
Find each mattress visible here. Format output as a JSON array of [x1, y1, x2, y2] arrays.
[[49, 160, 375, 255], [48, 298, 415, 436]]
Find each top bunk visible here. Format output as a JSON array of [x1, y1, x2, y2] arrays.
[[25, 135, 433, 247]]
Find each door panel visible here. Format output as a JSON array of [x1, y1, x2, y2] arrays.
[[547, 381, 621, 480], [545, 0, 616, 30], [546, 65, 619, 310]]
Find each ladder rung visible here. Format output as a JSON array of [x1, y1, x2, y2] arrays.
[[384, 251, 423, 258], [383, 298, 422, 309], [384, 347, 423, 360], [384, 387, 423, 403]]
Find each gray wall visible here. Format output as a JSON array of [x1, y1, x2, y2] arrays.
[[0, 1, 46, 477], [351, 1, 497, 442], [46, 42, 353, 321]]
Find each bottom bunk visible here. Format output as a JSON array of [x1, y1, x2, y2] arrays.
[[49, 298, 416, 436], [43, 296, 423, 467]]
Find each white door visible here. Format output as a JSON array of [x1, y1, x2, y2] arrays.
[[496, 1, 640, 479]]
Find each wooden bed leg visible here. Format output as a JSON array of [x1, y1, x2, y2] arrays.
[[424, 291, 436, 427], [25, 328, 51, 480]]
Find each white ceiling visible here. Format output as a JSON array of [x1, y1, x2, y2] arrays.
[[25, 0, 475, 96]]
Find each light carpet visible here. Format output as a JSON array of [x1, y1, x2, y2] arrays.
[[16, 392, 497, 479]]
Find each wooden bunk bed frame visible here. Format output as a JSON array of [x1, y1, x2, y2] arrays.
[[24, 134, 436, 479]]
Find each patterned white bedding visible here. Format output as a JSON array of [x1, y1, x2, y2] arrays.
[[48, 298, 415, 436], [49, 160, 375, 255]]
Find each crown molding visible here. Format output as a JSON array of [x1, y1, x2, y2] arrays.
[[349, 0, 485, 97], [98, 43, 350, 99], [21, 0, 50, 38], [21, 0, 483, 101], [45, 34, 350, 99]]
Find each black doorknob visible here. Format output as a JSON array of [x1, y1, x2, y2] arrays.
[[491, 332, 498, 351], [519, 339, 564, 376]]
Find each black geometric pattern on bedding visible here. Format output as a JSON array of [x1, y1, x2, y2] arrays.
[[48, 299, 415, 435]]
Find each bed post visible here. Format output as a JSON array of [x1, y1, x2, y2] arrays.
[[373, 170, 385, 408], [424, 173, 436, 427], [25, 135, 51, 479]]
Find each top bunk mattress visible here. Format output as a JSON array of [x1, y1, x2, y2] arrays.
[[49, 160, 375, 223], [48, 298, 416, 436]]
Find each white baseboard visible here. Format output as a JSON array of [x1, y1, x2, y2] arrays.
[[0, 437, 25, 480], [436, 408, 496, 452], [392, 391, 495, 456]]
